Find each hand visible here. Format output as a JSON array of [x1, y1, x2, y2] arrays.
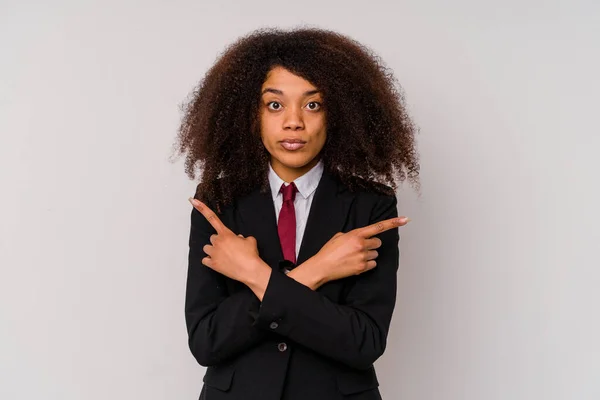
[[189, 198, 271, 290], [294, 216, 410, 287]]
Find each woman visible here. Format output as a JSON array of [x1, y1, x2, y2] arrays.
[[175, 27, 419, 400]]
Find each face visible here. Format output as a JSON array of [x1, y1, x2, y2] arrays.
[[259, 66, 327, 183]]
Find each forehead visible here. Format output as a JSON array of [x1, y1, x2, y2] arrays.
[[262, 66, 319, 92]]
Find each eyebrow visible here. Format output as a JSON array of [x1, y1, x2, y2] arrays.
[[261, 88, 321, 96]]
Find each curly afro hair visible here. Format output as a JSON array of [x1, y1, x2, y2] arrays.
[[174, 27, 419, 212]]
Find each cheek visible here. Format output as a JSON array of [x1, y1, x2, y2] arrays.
[[312, 117, 327, 144], [259, 115, 274, 143], [317, 132, 327, 150]]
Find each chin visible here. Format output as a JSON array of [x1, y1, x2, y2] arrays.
[[279, 160, 311, 169], [275, 154, 317, 169]]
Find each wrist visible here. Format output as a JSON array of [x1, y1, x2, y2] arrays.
[[289, 258, 327, 290], [243, 260, 272, 300]]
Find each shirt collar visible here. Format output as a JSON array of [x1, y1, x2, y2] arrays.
[[268, 159, 324, 201]]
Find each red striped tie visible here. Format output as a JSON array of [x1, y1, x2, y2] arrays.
[[278, 182, 298, 264]]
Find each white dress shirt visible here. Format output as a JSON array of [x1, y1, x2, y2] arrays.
[[268, 160, 325, 259]]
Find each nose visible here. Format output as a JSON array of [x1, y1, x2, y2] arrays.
[[283, 106, 304, 131]]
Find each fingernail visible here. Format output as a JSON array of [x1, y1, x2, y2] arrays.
[[398, 217, 410, 224], [188, 198, 198, 206]]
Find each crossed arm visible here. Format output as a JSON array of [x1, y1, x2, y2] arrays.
[[184, 195, 407, 369]]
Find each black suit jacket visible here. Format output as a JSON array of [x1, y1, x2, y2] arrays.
[[185, 170, 400, 400]]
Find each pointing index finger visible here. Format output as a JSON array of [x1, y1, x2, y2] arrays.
[[356, 217, 410, 238], [189, 198, 229, 235]]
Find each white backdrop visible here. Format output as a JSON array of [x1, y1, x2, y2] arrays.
[[1, 1, 599, 399]]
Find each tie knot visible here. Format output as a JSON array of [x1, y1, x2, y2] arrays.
[[280, 182, 298, 202]]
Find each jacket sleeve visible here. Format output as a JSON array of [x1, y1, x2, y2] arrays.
[[184, 205, 266, 367], [253, 193, 400, 370]]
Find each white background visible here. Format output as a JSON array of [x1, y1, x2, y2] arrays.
[[1, 0, 599, 399]]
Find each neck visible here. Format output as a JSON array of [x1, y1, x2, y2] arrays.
[[271, 157, 320, 183]]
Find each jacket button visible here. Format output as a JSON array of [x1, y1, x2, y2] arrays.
[[269, 321, 279, 330], [278, 342, 288, 352]]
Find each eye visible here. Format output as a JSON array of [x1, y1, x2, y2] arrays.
[[306, 101, 322, 111], [267, 101, 282, 111]]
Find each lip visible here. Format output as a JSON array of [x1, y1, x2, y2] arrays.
[[280, 138, 307, 144], [279, 139, 307, 151], [279, 138, 306, 151]]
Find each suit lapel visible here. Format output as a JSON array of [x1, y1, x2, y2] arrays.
[[297, 170, 355, 265], [236, 188, 284, 268], [236, 170, 356, 269]]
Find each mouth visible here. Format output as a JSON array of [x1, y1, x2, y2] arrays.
[[279, 139, 307, 151]]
